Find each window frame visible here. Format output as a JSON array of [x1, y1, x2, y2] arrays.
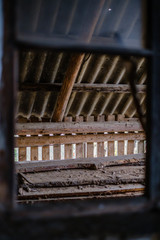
[[0, 0, 160, 238]]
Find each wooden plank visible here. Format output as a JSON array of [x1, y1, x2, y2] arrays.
[[117, 115, 125, 155], [31, 147, 38, 161], [16, 121, 143, 135], [97, 115, 105, 157], [42, 146, 50, 161], [138, 140, 144, 154], [54, 144, 61, 160], [86, 116, 94, 158], [19, 147, 26, 162], [107, 115, 115, 156], [31, 135, 38, 161], [16, 152, 145, 174], [18, 184, 144, 201], [128, 140, 135, 155], [16, 132, 145, 148], [19, 82, 147, 93], [75, 116, 84, 158], [64, 117, 72, 159]]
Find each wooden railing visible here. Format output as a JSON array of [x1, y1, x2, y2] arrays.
[[15, 115, 146, 162]]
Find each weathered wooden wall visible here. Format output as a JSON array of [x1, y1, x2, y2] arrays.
[[15, 115, 145, 162]]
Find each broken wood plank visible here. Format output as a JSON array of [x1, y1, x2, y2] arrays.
[[16, 121, 143, 135], [16, 153, 145, 173], [19, 83, 147, 93]]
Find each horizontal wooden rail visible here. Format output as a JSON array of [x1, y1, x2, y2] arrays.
[[16, 132, 145, 147], [16, 153, 145, 173], [19, 83, 146, 93], [16, 121, 143, 135]]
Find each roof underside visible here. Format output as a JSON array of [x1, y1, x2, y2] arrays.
[[16, 52, 146, 122], [16, 0, 146, 122]]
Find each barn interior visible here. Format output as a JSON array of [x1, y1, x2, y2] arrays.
[[14, 0, 147, 205]]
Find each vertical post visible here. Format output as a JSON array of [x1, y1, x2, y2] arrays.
[[0, 0, 15, 209], [64, 116, 73, 159], [97, 115, 105, 157], [107, 115, 115, 156], [117, 114, 125, 156], [86, 116, 94, 158], [147, 0, 160, 200]]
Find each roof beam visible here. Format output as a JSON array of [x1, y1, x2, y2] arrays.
[[52, 53, 84, 122], [16, 121, 143, 135], [19, 83, 146, 93]]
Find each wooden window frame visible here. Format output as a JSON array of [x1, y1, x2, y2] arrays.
[[0, 0, 160, 238]]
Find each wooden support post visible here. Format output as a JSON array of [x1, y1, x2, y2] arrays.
[[97, 115, 105, 157], [64, 117, 73, 159], [52, 54, 84, 122], [117, 115, 125, 155], [86, 116, 94, 158], [75, 116, 85, 159], [107, 115, 115, 156]]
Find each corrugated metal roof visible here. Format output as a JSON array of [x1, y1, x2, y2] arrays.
[[16, 0, 146, 122], [17, 52, 146, 122]]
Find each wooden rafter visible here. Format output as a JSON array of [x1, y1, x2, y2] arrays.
[[19, 83, 146, 93], [52, 53, 84, 122]]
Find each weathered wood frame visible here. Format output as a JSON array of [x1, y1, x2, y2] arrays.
[[0, 0, 160, 238]]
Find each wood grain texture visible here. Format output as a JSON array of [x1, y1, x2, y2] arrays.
[[52, 53, 84, 122], [16, 121, 143, 135], [16, 154, 145, 173]]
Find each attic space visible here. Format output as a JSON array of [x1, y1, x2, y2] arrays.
[[15, 52, 147, 204], [14, 0, 147, 204]]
